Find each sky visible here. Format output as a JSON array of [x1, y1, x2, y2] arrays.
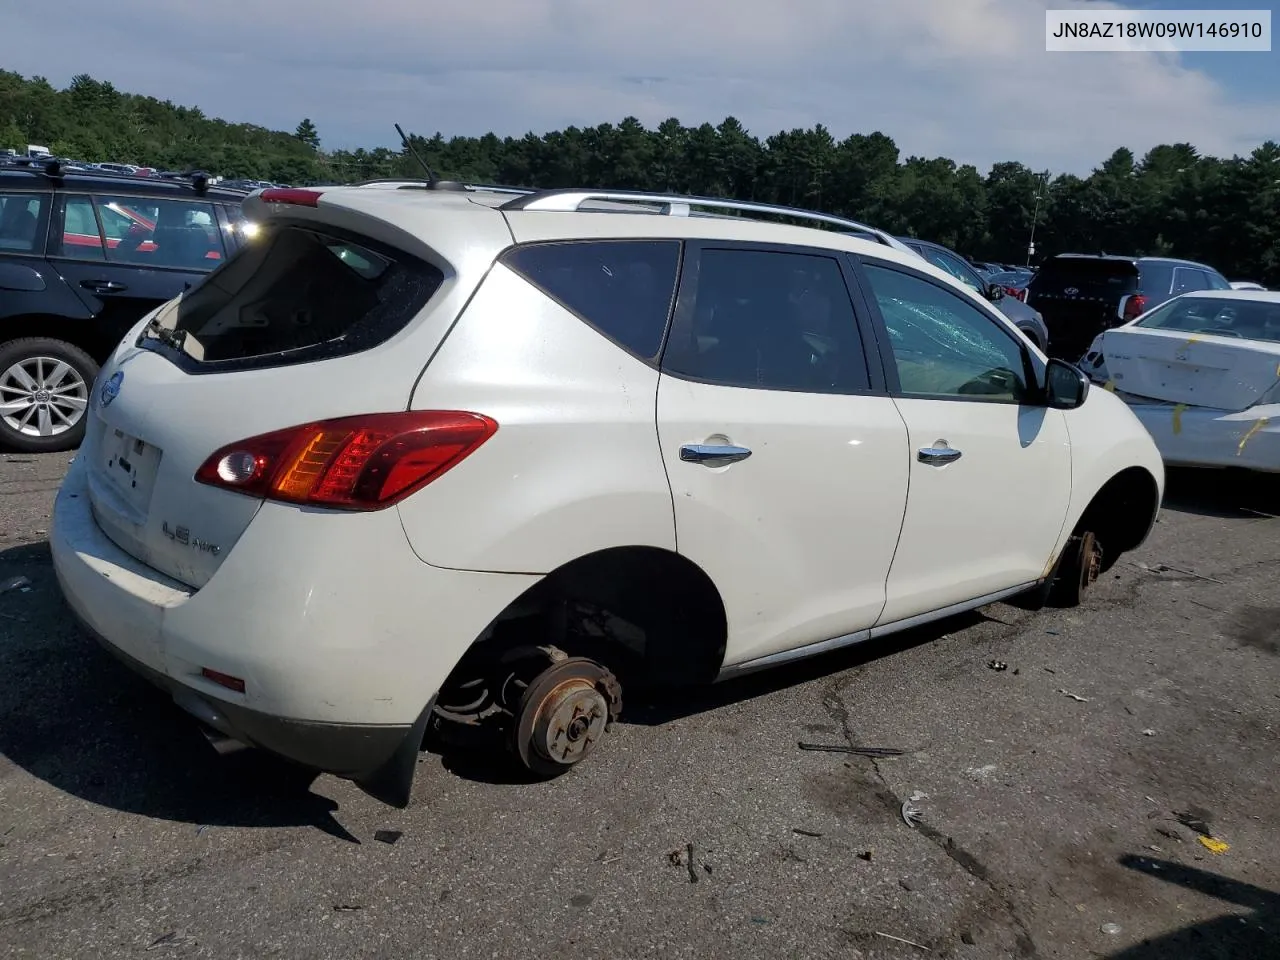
[[1, 0, 1276, 175]]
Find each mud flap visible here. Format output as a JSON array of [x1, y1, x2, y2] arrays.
[[354, 698, 435, 809]]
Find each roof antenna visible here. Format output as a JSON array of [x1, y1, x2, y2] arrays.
[[394, 123, 465, 191]]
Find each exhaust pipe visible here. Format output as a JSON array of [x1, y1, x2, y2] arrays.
[[173, 687, 250, 756], [199, 722, 250, 756]]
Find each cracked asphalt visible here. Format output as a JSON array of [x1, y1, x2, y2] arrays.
[[1, 453, 1278, 960]]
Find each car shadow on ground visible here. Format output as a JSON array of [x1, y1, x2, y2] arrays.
[[0, 541, 358, 840], [1106, 855, 1278, 959], [1161, 467, 1280, 520], [624, 608, 1000, 729]]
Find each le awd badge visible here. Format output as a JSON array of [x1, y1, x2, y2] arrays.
[[162, 521, 220, 556]]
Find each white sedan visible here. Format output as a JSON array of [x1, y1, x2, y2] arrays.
[[1080, 289, 1280, 471]]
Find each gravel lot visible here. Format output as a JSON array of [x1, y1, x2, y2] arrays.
[[0, 453, 1277, 960]]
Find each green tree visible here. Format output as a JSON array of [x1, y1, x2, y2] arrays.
[[294, 118, 320, 149]]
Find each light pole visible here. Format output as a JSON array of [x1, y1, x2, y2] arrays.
[[1027, 171, 1050, 266]]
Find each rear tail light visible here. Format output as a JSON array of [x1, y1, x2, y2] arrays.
[[259, 187, 323, 207], [1123, 294, 1148, 320], [195, 411, 498, 510]]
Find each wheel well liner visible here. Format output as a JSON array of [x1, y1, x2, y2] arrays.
[[486, 546, 728, 687], [1074, 466, 1161, 569]]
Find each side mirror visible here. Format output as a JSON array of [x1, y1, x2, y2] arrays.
[[1044, 358, 1090, 410], [985, 283, 1005, 303]]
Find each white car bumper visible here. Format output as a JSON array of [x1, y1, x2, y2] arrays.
[[50, 454, 538, 799], [1127, 401, 1280, 472]]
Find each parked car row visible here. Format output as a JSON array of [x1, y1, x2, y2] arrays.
[[0, 163, 255, 450]]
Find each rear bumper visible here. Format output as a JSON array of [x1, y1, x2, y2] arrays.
[[75, 610, 415, 782], [1128, 401, 1280, 472], [50, 454, 540, 800]]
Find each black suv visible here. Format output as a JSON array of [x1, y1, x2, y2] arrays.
[[0, 164, 252, 451], [1026, 254, 1232, 361]]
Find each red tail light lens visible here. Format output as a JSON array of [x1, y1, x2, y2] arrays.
[[195, 411, 498, 510], [1123, 294, 1148, 320], [259, 188, 323, 207]]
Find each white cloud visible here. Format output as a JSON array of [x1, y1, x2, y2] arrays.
[[0, 0, 1273, 174]]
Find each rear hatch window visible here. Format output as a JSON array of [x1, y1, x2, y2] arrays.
[[1030, 258, 1139, 300], [139, 221, 443, 372], [1029, 258, 1141, 359]]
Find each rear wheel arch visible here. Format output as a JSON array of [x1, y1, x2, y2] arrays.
[[448, 545, 729, 691]]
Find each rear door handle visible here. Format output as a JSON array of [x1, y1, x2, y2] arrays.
[[680, 443, 752, 466], [918, 441, 962, 465], [81, 279, 128, 293]]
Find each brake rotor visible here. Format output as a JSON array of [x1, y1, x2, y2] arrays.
[[513, 657, 621, 777], [1078, 530, 1103, 591]]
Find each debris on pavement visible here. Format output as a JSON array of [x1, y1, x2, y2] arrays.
[[1058, 689, 1090, 702], [798, 742, 905, 757], [685, 842, 699, 883], [1155, 826, 1185, 842], [986, 659, 1008, 671], [792, 828, 823, 838], [373, 830, 402, 845], [901, 791, 927, 828], [1198, 835, 1230, 854], [1174, 810, 1213, 835], [875, 930, 929, 950], [1142, 729, 1157, 736], [857, 850, 873, 861], [0, 575, 31, 596], [1101, 922, 1123, 935], [332, 904, 363, 912], [147, 931, 197, 950]]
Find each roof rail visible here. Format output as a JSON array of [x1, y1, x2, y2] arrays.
[[498, 188, 916, 255], [354, 178, 537, 197]]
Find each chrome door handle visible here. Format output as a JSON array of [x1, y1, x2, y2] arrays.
[[918, 441, 962, 465], [81, 279, 128, 293], [680, 443, 752, 466]]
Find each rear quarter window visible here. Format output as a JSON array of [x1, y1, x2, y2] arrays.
[[500, 240, 681, 361], [147, 221, 443, 371], [1138, 263, 1174, 297]]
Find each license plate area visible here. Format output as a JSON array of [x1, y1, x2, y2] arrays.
[[101, 428, 163, 516]]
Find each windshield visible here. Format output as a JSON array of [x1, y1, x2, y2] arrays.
[[1135, 296, 1280, 344]]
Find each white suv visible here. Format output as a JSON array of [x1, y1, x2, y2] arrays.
[[50, 183, 1165, 806]]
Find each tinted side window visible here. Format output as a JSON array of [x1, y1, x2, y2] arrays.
[[0, 192, 48, 253], [502, 240, 680, 360], [1205, 270, 1232, 291], [56, 195, 105, 260], [663, 248, 870, 394], [1172, 267, 1209, 295], [862, 262, 1028, 403], [95, 195, 226, 270], [1139, 263, 1174, 297]]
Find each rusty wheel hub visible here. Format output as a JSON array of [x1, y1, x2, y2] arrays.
[[532, 678, 609, 766], [513, 656, 621, 776], [1079, 531, 1103, 590]]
